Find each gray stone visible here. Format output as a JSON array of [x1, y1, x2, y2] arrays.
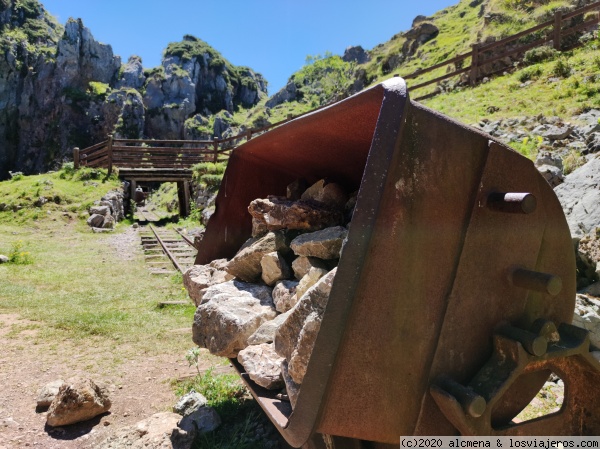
[[541, 125, 572, 141], [295, 267, 329, 301], [556, 156, 600, 238], [95, 412, 195, 449], [342, 46, 370, 64], [292, 256, 327, 280], [89, 205, 111, 216], [183, 260, 234, 306], [301, 179, 348, 209], [102, 215, 116, 229], [275, 269, 337, 385], [37, 379, 65, 408], [286, 179, 309, 201], [116, 55, 145, 90], [46, 377, 111, 427], [248, 310, 292, 345], [272, 280, 300, 313], [290, 226, 348, 260], [179, 406, 221, 435], [252, 217, 268, 238], [261, 251, 292, 286], [173, 391, 207, 416], [573, 294, 600, 348], [248, 196, 344, 232], [536, 164, 564, 187], [0, 255, 9, 264], [192, 280, 276, 357], [281, 361, 300, 409], [237, 343, 285, 389], [265, 81, 298, 109], [87, 213, 105, 228], [225, 232, 289, 282]]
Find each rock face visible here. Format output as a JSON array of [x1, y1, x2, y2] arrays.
[[275, 268, 337, 385], [290, 226, 348, 260], [573, 294, 600, 349], [248, 309, 292, 345], [192, 280, 276, 357], [173, 391, 207, 416], [37, 379, 65, 408], [179, 407, 221, 435], [556, 155, 600, 238], [86, 189, 125, 229], [402, 22, 439, 57], [342, 46, 370, 64], [301, 180, 348, 209], [237, 343, 285, 389], [248, 197, 344, 232], [183, 259, 233, 306], [260, 251, 292, 286], [46, 378, 111, 427], [225, 232, 290, 282], [0, 3, 266, 179], [95, 412, 195, 449], [272, 280, 300, 313]]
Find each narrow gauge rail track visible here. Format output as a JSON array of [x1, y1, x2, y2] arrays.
[[139, 224, 197, 275]]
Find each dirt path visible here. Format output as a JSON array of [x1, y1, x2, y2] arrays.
[[0, 226, 218, 448], [0, 311, 212, 449]]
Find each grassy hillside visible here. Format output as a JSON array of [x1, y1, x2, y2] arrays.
[[423, 39, 600, 123], [0, 165, 120, 224]]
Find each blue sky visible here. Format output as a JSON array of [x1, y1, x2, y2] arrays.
[[40, 1, 458, 95]]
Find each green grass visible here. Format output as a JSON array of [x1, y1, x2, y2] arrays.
[[423, 38, 600, 125], [0, 219, 196, 351], [173, 368, 275, 449], [0, 165, 200, 355], [0, 165, 120, 224]]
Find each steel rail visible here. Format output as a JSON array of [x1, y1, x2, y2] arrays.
[[149, 224, 186, 273]]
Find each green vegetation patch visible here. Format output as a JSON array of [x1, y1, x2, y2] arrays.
[[173, 368, 276, 448], [0, 163, 119, 224], [192, 162, 225, 191], [424, 38, 600, 125]]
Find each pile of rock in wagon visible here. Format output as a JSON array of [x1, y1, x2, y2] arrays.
[[184, 179, 356, 407]]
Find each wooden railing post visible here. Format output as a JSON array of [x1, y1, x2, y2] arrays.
[[213, 137, 219, 163], [247, 129, 252, 141], [73, 147, 80, 169], [470, 43, 480, 86], [107, 135, 114, 175], [554, 11, 563, 50]]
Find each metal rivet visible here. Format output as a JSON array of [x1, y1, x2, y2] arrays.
[[500, 325, 548, 357], [487, 192, 537, 214], [438, 378, 487, 418], [510, 267, 562, 296]]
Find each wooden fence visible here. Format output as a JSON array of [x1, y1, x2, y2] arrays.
[[404, 0, 600, 101], [74, 106, 337, 175]]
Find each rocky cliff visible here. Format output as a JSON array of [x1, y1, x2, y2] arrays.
[[0, 1, 267, 179]]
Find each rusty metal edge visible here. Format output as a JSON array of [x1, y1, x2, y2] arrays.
[[270, 78, 410, 447]]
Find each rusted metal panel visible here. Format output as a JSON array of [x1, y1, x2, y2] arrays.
[[194, 77, 582, 446], [317, 100, 492, 442]]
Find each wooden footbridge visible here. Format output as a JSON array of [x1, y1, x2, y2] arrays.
[[73, 115, 298, 217]]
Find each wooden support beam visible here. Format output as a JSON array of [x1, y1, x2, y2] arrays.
[[554, 11, 563, 50], [177, 181, 191, 218], [107, 135, 114, 175], [73, 147, 80, 169]]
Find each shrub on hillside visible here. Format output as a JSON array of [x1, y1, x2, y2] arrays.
[[552, 58, 572, 78], [523, 46, 558, 65]]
